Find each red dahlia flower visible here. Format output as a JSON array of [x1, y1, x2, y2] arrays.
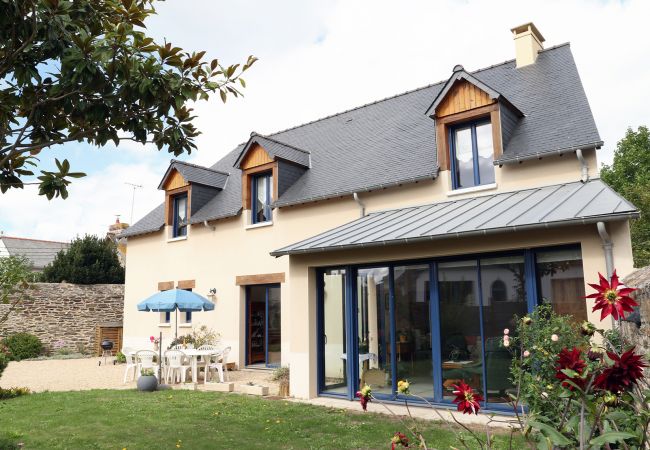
[[594, 347, 648, 393], [555, 347, 587, 390], [356, 385, 372, 411], [451, 381, 483, 415], [391, 432, 410, 449], [586, 270, 637, 321]]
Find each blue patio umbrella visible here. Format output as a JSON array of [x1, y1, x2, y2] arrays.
[[137, 288, 215, 338]]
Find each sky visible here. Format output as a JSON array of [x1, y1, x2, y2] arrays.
[[1, 0, 649, 242]]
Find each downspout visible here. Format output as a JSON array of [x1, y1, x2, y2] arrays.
[[203, 220, 216, 231], [353, 192, 366, 218], [576, 149, 589, 183], [597, 221, 614, 278]]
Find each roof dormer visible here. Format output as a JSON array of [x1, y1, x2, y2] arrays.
[[235, 133, 310, 225], [427, 66, 523, 191], [158, 160, 229, 239]]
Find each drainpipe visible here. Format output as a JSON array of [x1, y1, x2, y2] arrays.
[[576, 149, 589, 183], [597, 221, 614, 278], [353, 192, 366, 218], [203, 220, 216, 231]]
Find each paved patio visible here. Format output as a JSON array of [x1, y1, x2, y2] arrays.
[[0, 357, 279, 394]]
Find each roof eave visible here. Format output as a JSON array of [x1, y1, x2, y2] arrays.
[[495, 141, 604, 165], [270, 211, 639, 257]]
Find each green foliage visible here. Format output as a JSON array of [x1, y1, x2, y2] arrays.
[[601, 126, 650, 266], [0, 255, 32, 304], [0, 0, 256, 198], [509, 304, 589, 419], [167, 325, 219, 349], [140, 367, 155, 377], [3, 332, 43, 361], [115, 351, 126, 364], [0, 353, 9, 378], [41, 235, 124, 284], [0, 387, 30, 400], [272, 366, 290, 382]]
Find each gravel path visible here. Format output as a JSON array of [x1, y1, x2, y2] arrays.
[[0, 358, 279, 394]]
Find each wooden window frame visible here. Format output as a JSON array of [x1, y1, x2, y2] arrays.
[[165, 185, 191, 229], [241, 161, 278, 212], [251, 171, 273, 224], [435, 103, 503, 173], [171, 191, 189, 237]]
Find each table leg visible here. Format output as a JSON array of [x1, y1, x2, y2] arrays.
[[192, 357, 198, 383]]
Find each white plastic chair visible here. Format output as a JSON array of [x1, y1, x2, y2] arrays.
[[197, 345, 220, 381], [136, 350, 160, 379], [122, 347, 138, 383], [208, 346, 231, 383], [164, 350, 191, 384]]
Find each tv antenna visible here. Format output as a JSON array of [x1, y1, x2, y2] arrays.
[[125, 182, 143, 224]]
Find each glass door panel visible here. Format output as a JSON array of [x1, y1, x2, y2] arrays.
[[438, 260, 484, 400], [247, 286, 266, 365], [322, 269, 348, 394], [357, 267, 392, 396], [267, 286, 281, 366], [394, 264, 432, 398], [480, 256, 527, 403]]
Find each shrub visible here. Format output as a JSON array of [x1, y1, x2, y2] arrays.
[[3, 332, 43, 361], [0, 387, 30, 400], [0, 353, 8, 378], [115, 351, 126, 364], [41, 235, 124, 284], [272, 366, 290, 383]]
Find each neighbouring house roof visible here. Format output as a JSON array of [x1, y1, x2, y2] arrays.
[[157, 160, 229, 190], [234, 133, 311, 169], [270, 179, 638, 257], [124, 43, 602, 238], [0, 236, 69, 270]]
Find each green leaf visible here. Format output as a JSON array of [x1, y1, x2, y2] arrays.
[[528, 421, 571, 446], [589, 431, 636, 446]]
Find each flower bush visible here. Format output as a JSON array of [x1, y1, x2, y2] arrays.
[[353, 270, 650, 450]]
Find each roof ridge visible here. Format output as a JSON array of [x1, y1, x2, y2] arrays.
[[255, 134, 311, 155], [265, 43, 571, 139], [0, 236, 69, 244], [170, 159, 230, 176]]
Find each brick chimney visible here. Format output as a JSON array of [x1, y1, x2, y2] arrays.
[[511, 22, 545, 68]]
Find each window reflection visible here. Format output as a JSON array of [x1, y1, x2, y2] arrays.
[[322, 269, 347, 394], [536, 249, 587, 322], [394, 265, 432, 398], [357, 267, 392, 396]]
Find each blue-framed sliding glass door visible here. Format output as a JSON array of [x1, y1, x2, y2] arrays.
[[246, 284, 281, 368], [316, 245, 586, 411]]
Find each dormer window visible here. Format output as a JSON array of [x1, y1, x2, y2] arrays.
[[450, 119, 495, 189], [172, 193, 188, 237], [252, 172, 273, 224]]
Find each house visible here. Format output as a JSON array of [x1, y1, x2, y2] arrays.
[[0, 233, 69, 272], [121, 23, 637, 410]]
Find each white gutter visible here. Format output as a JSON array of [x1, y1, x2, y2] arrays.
[[353, 192, 366, 218], [597, 221, 614, 278], [576, 149, 589, 183]]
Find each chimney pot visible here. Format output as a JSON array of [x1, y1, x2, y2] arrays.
[[511, 22, 545, 68]]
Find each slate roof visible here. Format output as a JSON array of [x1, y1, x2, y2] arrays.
[[271, 179, 638, 256], [124, 43, 603, 238], [234, 134, 311, 168], [0, 236, 69, 270], [157, 160, 229, 190]]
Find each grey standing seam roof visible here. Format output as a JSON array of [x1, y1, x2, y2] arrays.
[[270, 179, 638, 257], [125, 43, 603, 238]]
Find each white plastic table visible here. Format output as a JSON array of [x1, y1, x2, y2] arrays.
[[131, 349, 221, 383]]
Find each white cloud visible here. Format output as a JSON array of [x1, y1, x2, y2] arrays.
[[2, 0, 649, 240]]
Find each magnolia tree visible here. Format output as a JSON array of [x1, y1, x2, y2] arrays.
[[356, 269, 649, 450]]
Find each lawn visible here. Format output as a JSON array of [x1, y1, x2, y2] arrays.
[[0, 390, 518, 449]]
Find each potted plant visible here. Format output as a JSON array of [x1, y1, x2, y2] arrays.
[[149, 336, 160, 351], [272, 366, 290, 397], [137, 368, 158, 392]]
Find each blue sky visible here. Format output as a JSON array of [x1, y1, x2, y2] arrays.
[[1, 0, 649, 241]]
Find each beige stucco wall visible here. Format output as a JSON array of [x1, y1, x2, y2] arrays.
[[122, 147, 628, 398]]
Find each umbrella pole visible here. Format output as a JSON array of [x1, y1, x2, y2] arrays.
[[175, 309, 178, 339], [159, 331, 162, 381]]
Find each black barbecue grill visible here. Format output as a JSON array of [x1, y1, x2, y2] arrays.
[[99, 339, 114, 366]]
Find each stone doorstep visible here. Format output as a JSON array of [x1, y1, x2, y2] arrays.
[[236, 383, 270, 396], [171, 383, 197, 391], [202, 382, 235, 392]]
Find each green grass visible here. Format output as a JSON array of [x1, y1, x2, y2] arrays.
[[0, 390, 519, 449]]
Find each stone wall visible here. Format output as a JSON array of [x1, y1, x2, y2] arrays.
[[0, 283, 124, 354], [623, 267, 650, 356]]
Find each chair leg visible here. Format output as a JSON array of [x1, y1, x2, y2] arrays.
[[216, 364, 224, 383]]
